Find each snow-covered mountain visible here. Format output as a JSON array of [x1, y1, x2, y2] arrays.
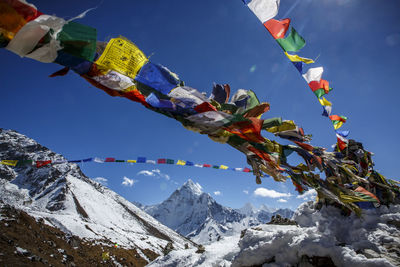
[[144, 179, 246, 244], [0, 129, 195, 265], [142, 179, 294, 244]]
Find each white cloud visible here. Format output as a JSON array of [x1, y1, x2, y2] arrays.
[[137, 169, 170, 180], [277, 199, 288, 203], [254, 188, 292, 198], [296, 189, 317, 201], [94, 177, 108, 186], [214, 191, 221, 196], [122, 176, 137, 187], [243, 190, 249, 195]]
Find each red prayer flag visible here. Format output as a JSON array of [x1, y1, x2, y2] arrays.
[[225, 118, 265, 143], [194, 102, 217, 113], [243, 167, 251, 173], [203, 164, 211, 168], [309, 79, 330, 94], [105, 158, 115, 162], [36, 160, 51, 168], [336, 136, 348, 151], [294, 141, 314, 152], [330, 115, 346, 122], [263, 18, 291, 39], [5, 0, 43, 22], [157, 158, 166, 164]]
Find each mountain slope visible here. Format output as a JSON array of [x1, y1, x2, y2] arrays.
[[0, 128, 196, 265], [145, 180, 246, 244]]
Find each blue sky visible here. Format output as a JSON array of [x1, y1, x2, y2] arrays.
[[1, 0, 400, 210]]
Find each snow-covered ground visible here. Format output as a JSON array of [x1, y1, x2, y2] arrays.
[[148, 202, 400, 266]]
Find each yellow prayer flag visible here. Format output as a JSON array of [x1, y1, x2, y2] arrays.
[[334, 121, 344, 130], [284, 52, 314, 64], [176, 160, 186, 166], [127, 160, 137, 163], [0, 160, 18, 166], [219, 165, 229, 170], [95, 37, 147, 79], [267, 120, 296, 133], [318, 97, 332, 106]]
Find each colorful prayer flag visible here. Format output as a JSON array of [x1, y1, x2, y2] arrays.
[[245, 0, 280, 23], [0, 160, 18, 166], [176, 160, 186, 165], [146, 160, 156, 164], [285, 52, 314, 64], [105, 158, 115, 162], [302, 67, 323, 83], [95, 37, 147, 79], [36, 160, 51, 168], [186, 161, 194, 166], [157, 158, 166, 164], [203, 164, 211, 168], [136, 157, 146, 163], [127, 160, 136, 163], [219, 165, 229, 170], [318, 97, 332, 107], [264, 18, 290, 39], [166, 159, 174, 164], [276, 27, 305, 52], [309, 79, 330, 94]]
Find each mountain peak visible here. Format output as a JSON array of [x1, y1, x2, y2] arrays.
[[181, 179, 203, 196]]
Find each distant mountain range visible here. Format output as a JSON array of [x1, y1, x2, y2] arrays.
[[0, 129, 195, 266], [140, 179, 294, 244]]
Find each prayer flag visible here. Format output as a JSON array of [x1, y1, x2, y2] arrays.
[[336, 130, 349, 137], [82, 158, 93, 162], [203, 164, 211, 168], [245, 0, 280, 23], [276, 27, 305, 52], [36, 160, 51, 168], [318, 97, 332, 107], [213, 165, 219, 169], [186, 161, 194, 166], [264, 18, 290, 39], [176, 160, 186, 165], [146, 160, 156, 164], [137, 157, 146, 163], [94, 157, 104, 163], [220, 165, 229, 170], [95, 37, 147, 79], [116, 160, 125, 162], [166, 159, 174, 164], [194, 164, 203, 168], [330, 115, 347, 130], [127, 160, 136, 163], [292, 62, 305, 74], [322, 105, 332, 117], [157, 158, 166, 164], [135, 62, 180, 95], [55, 21, 97, 63], [309, 79, 330, 94], [0, 160, 18, 166], [243, 167, 251, 173], [313, 87, 332, 98], [105, 158, 115, 162], [302, 67, 323, 83], [336, 133, 348, 151], [285, 52, 314, 64]]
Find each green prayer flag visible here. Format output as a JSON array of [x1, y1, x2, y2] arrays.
[[246, 90, 260, 111], [276, 27, 306, 52], [57, 21, 97, 61], [262, 117, 283, 129], [313, 87, 333, 98], [115, 160, 125, 162], [166, 159, 174, 164]]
